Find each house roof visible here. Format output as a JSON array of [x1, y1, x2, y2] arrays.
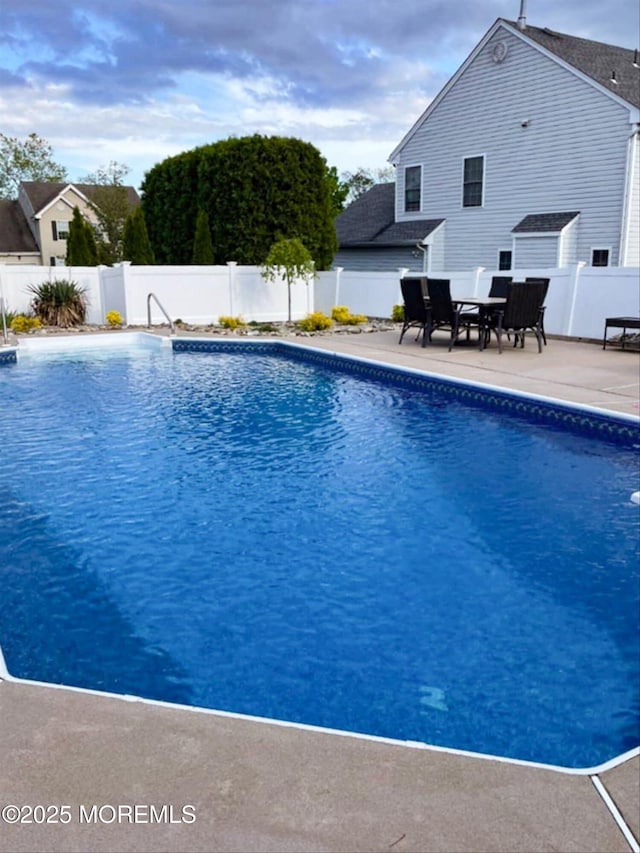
[[390, 18, 639, 163], [20, 181, 141, 215], [0, 200, 39, 253], [336, 183, 444, 247], [512, 211, 580, 233], [509, 21, 640, 109]]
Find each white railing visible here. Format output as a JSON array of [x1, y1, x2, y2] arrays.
[[0, 261, 637, 340]]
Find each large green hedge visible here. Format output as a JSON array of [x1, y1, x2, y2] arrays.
[[141, 135, 338, 268]]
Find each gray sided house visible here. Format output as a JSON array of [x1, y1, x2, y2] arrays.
[[338, 17, 640, 272]]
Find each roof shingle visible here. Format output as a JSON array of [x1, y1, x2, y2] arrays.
[[505, 20, 640, 108], [0, 200, 39, 253], [336, 183, 443, 246], [512, 211, 580, 233]]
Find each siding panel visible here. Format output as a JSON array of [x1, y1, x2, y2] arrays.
[[333, 247, 422, 272]]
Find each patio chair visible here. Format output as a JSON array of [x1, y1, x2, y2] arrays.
[[525, 277, 550, 345], [491, 280, 547, 353], [489, 276, 513, 298], [424, 278, 479, 351], [399, 277, 429, 344]]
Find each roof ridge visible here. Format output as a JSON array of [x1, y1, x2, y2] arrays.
[[500, 18, 636, 54]]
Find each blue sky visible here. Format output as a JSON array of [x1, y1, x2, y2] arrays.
[[1, 0, 638, 190]]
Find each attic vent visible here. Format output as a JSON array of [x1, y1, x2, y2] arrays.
[[542, 28, 563, 38]]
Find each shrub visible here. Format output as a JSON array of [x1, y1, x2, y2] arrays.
[[218, 315, 246, 330], [331, 305, 368, 325], [391, 304, 404, 322], [331, 305, 351, 323], [10, 314, 42, 333], [298, 312, 333, 332], [105, 310, 123, 326], [28, 279, 87, 327], [2, 309, 17, 328]]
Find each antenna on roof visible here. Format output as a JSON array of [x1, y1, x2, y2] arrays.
[[517, 0, 527, 31]]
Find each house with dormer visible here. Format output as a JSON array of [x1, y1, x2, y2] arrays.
[[335, 15, 640, 272], [0, 182, 140, 266]]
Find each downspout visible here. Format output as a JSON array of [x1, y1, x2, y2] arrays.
[[415, 243, 429, 273]]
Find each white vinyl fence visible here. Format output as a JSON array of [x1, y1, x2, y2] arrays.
[[0, 262, 313, 326], [1, 261, 638, 340], [316, 264, 640, 340]]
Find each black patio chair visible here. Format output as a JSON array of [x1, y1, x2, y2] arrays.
[[491, 280, 547, 353], [525, 277, 550, 345], [423, 278, 479, 351], [489, 275, 513, 298], [399, 277, 429, 344]]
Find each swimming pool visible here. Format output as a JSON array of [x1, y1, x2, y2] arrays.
[[0, 335, 638, 770]]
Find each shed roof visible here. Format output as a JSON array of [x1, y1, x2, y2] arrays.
[[512, 211, 580, 233]]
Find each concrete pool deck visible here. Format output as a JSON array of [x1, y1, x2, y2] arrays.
[[1, 329, 638, 853]]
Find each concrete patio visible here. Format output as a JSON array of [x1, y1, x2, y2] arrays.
[[1, 329, 638, 853]]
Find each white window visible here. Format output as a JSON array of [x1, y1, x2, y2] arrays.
[[52, 220, 70, 241], [498, 249, 512, 270], [404, 165, 421, 212], [462, 156, 484, 207], [591, 248, 610, 267]]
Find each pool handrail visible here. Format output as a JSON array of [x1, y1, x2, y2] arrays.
[[0, 296, 8, 346], [147, 292, 176, 336]]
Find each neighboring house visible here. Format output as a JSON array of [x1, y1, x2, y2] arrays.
[[0, 182, 140, 266], [337, 16, 640, 272]]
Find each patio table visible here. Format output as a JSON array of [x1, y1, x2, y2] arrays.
[[453, 297, 507, 349], [602, 316, 640, 350]]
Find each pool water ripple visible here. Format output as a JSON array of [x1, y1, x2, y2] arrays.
[[0, 347, 638, 768]]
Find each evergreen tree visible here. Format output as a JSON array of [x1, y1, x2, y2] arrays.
[[141, 135, 338, 268], [84, 221, 99, 265], [122, 207, 155, 264], [192, 209, 214, 264], [66, 207, 96, 265]]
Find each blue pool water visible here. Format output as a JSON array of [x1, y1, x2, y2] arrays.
[[0, 341, 638, 768]]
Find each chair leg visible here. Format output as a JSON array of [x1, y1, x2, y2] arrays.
[[399, 321, 407, 344], [448, 315, 460, 351], [535, 328, 543, 353]]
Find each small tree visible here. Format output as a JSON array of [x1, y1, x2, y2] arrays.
[[122, 207, 155, 264], [66, 207, 97, 265], [261, 237, 315, 323], [81, 162, 136, 264], [192, 209, 214, 264]]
